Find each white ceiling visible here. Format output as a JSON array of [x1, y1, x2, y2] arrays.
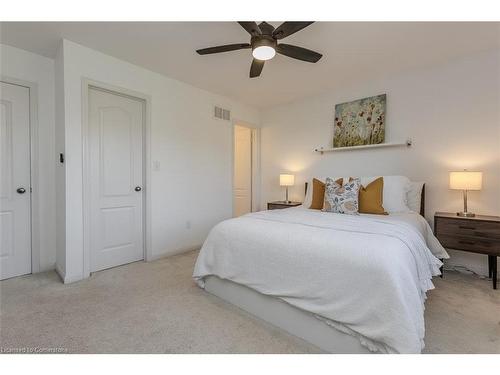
[[1, 22, 499, 108]]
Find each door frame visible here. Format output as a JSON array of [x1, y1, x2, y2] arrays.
[[81, 78, 152, 278], [231, 120, 260, 214], [0, 76, 40, 275]]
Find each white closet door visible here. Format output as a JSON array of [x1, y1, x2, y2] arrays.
[[0, 82, 31, 280], [88, 88, 144, 272], [233, 125, 252, 217]]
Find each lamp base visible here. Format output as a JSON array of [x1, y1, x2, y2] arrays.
[[457, 212, 475, 217]]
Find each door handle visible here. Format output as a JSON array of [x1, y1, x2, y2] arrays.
[[16, 187, 26, 194], [134, 186, 142, 192]]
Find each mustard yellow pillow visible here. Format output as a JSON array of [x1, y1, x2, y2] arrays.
[[309, 178, 343, 210], [350, 177, 388, 215]]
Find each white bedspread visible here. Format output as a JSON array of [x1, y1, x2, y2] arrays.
[[193, 208, 448, 353]]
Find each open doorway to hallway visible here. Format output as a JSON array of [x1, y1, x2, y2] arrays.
[[233, 123, 259, 217]]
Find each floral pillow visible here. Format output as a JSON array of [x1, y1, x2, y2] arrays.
[[323, 177, 361, 215]]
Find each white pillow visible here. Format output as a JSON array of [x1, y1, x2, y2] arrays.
[[407, 181, 424, 214], [303, 179, 313, 207], [360, 176, 411, 213]]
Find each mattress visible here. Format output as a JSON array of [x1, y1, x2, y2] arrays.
[[193, 207, 448, 353]]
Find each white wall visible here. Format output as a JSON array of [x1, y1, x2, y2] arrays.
[[261, 50, 500, 276], [1, 44, 57, 272], [3, 39, 498, 280], [57, 40, 260, 282]]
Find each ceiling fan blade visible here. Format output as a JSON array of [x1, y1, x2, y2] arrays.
[[238, 22, 262, 36], [272, 22, 314, 40], [196, 43, 251, 55], [258, 21, 275, 35], [249, 59, 265, 78], [276, 43, 322, 63]]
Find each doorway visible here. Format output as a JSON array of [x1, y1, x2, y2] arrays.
[[87, 87, 146, 272], [233, 123, 259, 217]]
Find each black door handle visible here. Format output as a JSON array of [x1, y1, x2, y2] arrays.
[[17, 187, 26, 194], [135, 186, 142, 192]]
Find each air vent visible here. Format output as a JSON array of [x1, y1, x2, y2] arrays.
[[214, 105, 231, 121]]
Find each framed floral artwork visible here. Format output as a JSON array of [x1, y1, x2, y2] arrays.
[[333, 94, 386, 147]]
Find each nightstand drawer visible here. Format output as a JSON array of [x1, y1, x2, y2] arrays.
[[438, 234, 500, 256], [435, 218, 500, 240], [434, 212, 500, 289], [268, 203, 287, 210], [267, 201, 302, 210]]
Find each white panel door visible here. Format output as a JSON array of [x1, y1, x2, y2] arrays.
[[89, 88, 144, 272], [233, 125, 252, 217], [0, 82, 31, 280]]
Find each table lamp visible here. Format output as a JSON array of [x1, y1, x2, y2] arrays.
[[449, 170, 482, 217], [279, 174, 295, 203]]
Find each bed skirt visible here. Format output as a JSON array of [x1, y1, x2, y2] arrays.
[[203, 275, 375, 354]]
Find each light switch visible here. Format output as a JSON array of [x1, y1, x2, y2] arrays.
[[152, 160, 160, 171]]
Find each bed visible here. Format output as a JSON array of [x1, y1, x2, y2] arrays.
[[193, 179, 449, 353]]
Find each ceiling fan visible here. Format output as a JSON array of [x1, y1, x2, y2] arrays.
[[196, 21, 322, 78]]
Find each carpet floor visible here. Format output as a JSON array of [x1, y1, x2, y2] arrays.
[[1, 250, 499, 354]]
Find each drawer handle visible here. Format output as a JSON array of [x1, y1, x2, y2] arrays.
[[459, 225, 476, 230], [458, 240, 475, 245]]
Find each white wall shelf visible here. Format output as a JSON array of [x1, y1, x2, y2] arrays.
[[315, 139, 412, 154]]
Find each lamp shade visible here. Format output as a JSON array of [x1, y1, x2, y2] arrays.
[[279, 174, 295, 186], [449, 171, 482, 190]]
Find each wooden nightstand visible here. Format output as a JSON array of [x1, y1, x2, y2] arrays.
[[267, 201, 302, 210], [434, 212, 500, 289]]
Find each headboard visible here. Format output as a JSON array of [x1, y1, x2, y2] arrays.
[[420, 184, 425, 217], [304, 181, 426, 217]]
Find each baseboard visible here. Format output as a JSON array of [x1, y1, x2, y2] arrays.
[[38, 263, 57, 273], [148, 244, 201, 262], [55, 264, 65, 283], [444, 249, 492, 277], [53, 246, 200, 284], [55, 264, 84, 284]]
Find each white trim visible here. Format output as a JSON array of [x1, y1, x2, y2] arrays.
[[0, 76, 41, 275], [147, 244, 202, 262], [55, 264, 65, 283], [231, 119, 261, 215], [250, 127, 261, 212], [81, 78, 152, 279], [55, 263, 83, 284]]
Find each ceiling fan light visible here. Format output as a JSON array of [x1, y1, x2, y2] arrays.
[[252, 46, 276, 61]]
